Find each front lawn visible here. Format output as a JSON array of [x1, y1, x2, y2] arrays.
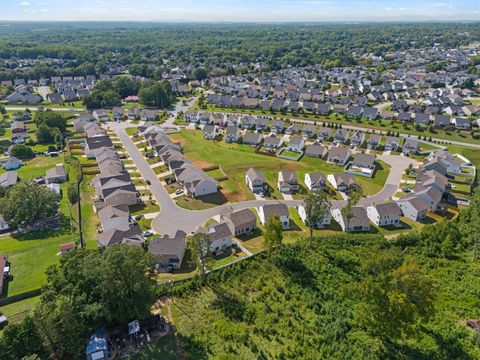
[[175, 193, 228, 210], [130, 201, 160, 215], [0, 156, 64, 180]]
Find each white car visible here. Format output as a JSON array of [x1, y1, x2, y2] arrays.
[[142, 230, 153, 237]]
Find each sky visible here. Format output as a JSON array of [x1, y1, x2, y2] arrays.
[[0, 0, 479, 22]]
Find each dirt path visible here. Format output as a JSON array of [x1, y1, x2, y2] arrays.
[[166, 299, 186, 360]]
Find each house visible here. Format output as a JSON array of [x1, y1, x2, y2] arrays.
[[0, 171, 18, 187], [285, 124, 300, 135], [331, 206, 370, 232], [363, 107, 378, 120], [297, 204, 332, 228], [301, 124, 316, 139], [346, 105, 363, 118], [221, 209, 257, 236], [257, 203, 290, 229], [255, 118, 269, 131], [423, 158, 448, 176], [288, 137, 305, 152], [199, 223, 233, 255], [414, 113, 430, 126], [97, 204, 132, 233], [396, 196, 429, 221], [182, 171, 218, 197], [402, 138, 420, 154], [398, 112, 412, 122], [149, 230, 187, 270], [414, 187, 443, 212], [304, 172, 327, 191], [93, 109, 109, 121], [434, 114, 451, 128], [327, 146, 351, 166], [203, 125, 217, 140], [86, 329, 110, 360], [60, 242, 76, 256], [278, 171, 299, 194], [327, 173, 357, 192], [271, 120, 286, 134], [384, 136, 400, 151], [243, 132, 262, 145], [245, 167, 267, 194], [366, 202, 401, 227], [305, 143, 327, 158], [112, 107, 125, 121], [350, 131, 365, 147], [334, 129, 349, 144], [263, 136, 283, 149], [416, 169, 448, 194], [317, 127, 331, 141], [225, 126, 240, 143], [2, 157, 23, 171], [97, 224, 144, 248], [367, 134, 381, 149], [452, 117, 471, 129], [427, 150, 462, 174], [45, 164, 68, 183], [352, 153, 376, 169]]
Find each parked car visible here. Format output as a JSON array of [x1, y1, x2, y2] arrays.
[[142, 230, 153, 237], [402, 187, 411, 193], [133, 214, 143, 221], [175, 188, 184, 195], [146, 179, 151, 185]]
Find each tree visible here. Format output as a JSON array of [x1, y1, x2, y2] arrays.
[[470, 188, 480, 260], [0, 315, 47, 360], [304, 190, 330, 248], [34, 246, 156, 358], [36, 124, 54, 144], [35, 110, 67, 134], [10, 144, 34, 159], [264, 215, 283, 249], [193, 67, 208, 81], [341, 187, 362, 232], [114, 77, 139, 98], [139, 81, 174, 108], [0, 182, 59, 229], [67, 183, 79, 205], [188, 233, 211, 278], [355, 260, 435, 339]]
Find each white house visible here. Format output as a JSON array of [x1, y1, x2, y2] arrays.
[[331, 207, 370, 232], [304, 172, 327, 191], [297, 204, 332, 228], [327, 173, 357, 192], [257, 203, 290, 229], [366, 202, 401, 227], [396, 196, 429, 221], [203, 125, 217, 140], [288, 137, 305, 152], [199, 223, 233, 255]]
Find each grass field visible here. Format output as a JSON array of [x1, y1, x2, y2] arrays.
[[0, 296, 40, 329], [169, 130, 390, 204], [0, 156, 63, 180]]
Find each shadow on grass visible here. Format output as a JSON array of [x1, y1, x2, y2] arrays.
[[237, 228, 263, 242]]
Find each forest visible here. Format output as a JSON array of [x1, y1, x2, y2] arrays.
[[0, 22, 479, 80]]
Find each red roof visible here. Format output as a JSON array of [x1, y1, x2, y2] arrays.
[[60, 242, 76, 251]]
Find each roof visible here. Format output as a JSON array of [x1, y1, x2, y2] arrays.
[[344, 207, 369, 227], [0, 171, 18, 187], [201, 223, 232, 242], [262, 203, 289, 218], [86, 328, 109, 356], [328, 146, 350, 160], [371, 202, 401, 217], [397, 196, 429, 212], [333, 173, 356, 186], [289, 137, 304, 146], [60, 242, 76, 251], [306, 172, 326, 184], [45, 164, 67, 179], [223, 209, 256, 227], [305, 144, 326, 156], [149, 230, 187, 256], [279, 171, 298, 183], [353, 153, 376, 166], [97, 225, 144, 247], [246, 167, 266, 183]]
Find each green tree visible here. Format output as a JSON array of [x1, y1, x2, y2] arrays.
[[0, 316, 47, 360], [114, 77, 139, 98], [303, 189, 330, 248], [355, 260, 435, 339], [0, 182, 59, 229], [36, 124, 53, 144], [10, 144, 34, 159], [193, 67, 208, 81], [264, 214, 283, 249], [35, 110, 67, 134], [139, 81, 174, 108], [341, 187, 362, 232], [188, 232, 211, 278], [67, 183, 79, 205]]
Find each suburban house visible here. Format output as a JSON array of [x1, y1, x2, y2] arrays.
[[402, 138, 420, 154], [366, 202, 401, 227], [301, 124, 316, 139], [285, 124, 300, 135], [352, 153, 376, 169], [327, 173, 357, 192], [45, 164, 68, 184], [367, 134, 381, 149], [396, 196, 429, 221], [225, 126, 241, 143], [331, 206, 370, 232], [384, 136, 400, 151], [97, 224, 144, 248], [452, 117, 471, 129], [93, 109, 109, 121], [297, 204, 332, 228], [317, 127, 331, 141], [334, 129, 349, 144], [423, 158, 448, 176], [181, 171, 218, 198], [245, 167, 267, 194], [277, 171, 299, 194], [243, 132, 262, 145], [327, 146, 351, 166], [350, 131, 365, 147], [198, 222, 233, 255], [304, 172, 327, 191], [414, 186, 443, 212], [203, 125, 217, 140], [112, 107, 125, 121], [11, 121, 27, 143], [221, 209, 257, 236], [0, 171, 18, 188], [305, 143, 327, 158], [271, 120, 286, 134], [427, 150, 462, 174], [148, 230, 187, 271], [257, 203, 290, 229], [288, 137, 305, 152], [263, 136, 283, 149]]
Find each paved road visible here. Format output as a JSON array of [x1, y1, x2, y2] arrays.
[[5, 106, 85, 112]]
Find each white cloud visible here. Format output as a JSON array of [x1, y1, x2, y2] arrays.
[[19, 1, 30, 6]]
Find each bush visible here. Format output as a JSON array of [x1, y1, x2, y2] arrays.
[[10, 144, 34, 159]]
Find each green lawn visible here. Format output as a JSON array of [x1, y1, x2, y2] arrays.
[[169, 130, 390, 202], [126, 127, 139, 136], [130, 201, 160, 216], [0, 156, 63, 180], [0, 296, 40, 328], [175, 193, 228, 210], [130, 333, 178, 360]]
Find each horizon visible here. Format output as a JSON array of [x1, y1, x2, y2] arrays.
[[0, 0, 479, 22]]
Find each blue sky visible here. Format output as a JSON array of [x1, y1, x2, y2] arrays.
[[0, 0, 479, 21]]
